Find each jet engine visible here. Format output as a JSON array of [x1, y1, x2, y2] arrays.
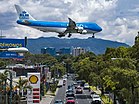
[[75, 27, 87, 34], [81, 30, 87, 34]]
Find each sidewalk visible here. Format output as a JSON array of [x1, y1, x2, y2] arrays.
[[40, 80, 60, 104], [40, 91, 55, 104]]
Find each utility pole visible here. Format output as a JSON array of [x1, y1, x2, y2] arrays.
[[5, 79, 8, 104], [9, 72, 12, 104]]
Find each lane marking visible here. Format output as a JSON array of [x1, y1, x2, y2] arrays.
[[76, 99, 78, 104]]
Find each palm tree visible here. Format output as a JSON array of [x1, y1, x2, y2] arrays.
[[15, 76, 32, 97], [0, 71, 8, 104]]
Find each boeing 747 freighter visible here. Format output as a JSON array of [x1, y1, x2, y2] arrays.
[[15, 4, 102, 38]]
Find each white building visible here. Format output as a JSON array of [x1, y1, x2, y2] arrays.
[[72, 47, 87, 56]]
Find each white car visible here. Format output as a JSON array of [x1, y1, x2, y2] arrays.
[[91, 94, 102, 104], [84, 83, 90, 89]]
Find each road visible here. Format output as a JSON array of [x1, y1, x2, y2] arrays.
[[52, 75, 93, 104]]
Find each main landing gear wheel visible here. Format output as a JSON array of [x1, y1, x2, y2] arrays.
[[58, 34, 65, 38], [92, 33, 95, 38], [58, 35, 65, 38], [68, 33, 72, 37]]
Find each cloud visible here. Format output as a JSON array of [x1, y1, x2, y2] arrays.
[[0, 0, 139, 45]]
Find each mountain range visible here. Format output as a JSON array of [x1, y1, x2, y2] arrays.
[[26, 37, 130, 55]]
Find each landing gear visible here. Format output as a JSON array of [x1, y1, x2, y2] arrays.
[[58, 33, 65, 38], [68, 33, 72, 37], [58, 34, 65, 38], [92, 33, 95, 38]]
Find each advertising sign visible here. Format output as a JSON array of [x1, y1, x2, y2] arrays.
[[27, 73, 40, 104], [0, 38, 25, 58], [0, 38, 25, 48], [0, 51, 24, 58]]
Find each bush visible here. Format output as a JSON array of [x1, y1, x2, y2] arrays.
[[50, 84, 57, 93]]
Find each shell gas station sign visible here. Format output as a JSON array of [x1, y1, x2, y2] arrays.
[[27, 73, 40, 104]]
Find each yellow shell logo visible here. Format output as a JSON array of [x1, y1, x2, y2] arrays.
[[29, 75, 38, 84]]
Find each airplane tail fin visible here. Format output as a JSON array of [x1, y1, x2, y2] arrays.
[[15, 4, 35, 20]]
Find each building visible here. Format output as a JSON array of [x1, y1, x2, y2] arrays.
[[41, 47, 56, 56], [72, 47, 87, 56], [59, 47, 71, 55]]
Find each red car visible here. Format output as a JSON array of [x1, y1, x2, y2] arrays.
[[66, 97, 75, 104]]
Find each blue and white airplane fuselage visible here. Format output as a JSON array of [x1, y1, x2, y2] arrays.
[[15, 5, 102, 38]]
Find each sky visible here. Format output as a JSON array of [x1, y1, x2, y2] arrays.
[[0, 0, 139, 46]]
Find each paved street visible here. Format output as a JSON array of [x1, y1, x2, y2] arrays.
[[51, 75, 93, 104], [40, 95, 54, 104]]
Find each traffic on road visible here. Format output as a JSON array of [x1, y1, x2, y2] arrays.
[[53, 74, 102, 104]]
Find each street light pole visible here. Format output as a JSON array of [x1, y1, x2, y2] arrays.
[[9, 71, 12, 104], [5, 79, 8, 104]]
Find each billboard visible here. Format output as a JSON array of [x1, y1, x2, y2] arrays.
[[0, 51, 24, 58], [0, 38, 25, 48], [0, 38, 25, 58]]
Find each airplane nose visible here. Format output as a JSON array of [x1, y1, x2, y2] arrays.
[[17, 20, 21, 24], [97, 25, 102, 32]]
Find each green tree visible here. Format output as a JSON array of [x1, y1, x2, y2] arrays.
[[51, 63, 66, 78], [74, 52, 96, 62], [15, 77, 32, 97], [101, 67, 139, 104], [0, 71, 8, 92], [105, 46, 130, 59], [73, 57, 96, 82], [110, 58, 136, 69], [0, 60, 6, 68], [42, 55, 58, 67], [130, 33, 139, 71]]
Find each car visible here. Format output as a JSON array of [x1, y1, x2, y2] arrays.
[[63, 75, 67, 79], [66, 97, 75, 104], [66, 89, 74, 93], [76, 80, 84, 87], [66, 87, 74, 93], [73, 82, 79, 89], [54, 100, 64, 104], [84, 83, 90, 90], [68, 84, 74, 89], [66, 91, 75, 97], [76, 86, 83, 94], [67, 85, 74, 91], [63, 82, 66, 86], [66, 97, 75, 100], [91, 94, 102, 104], [90, 91, 97, 98], [63, 79, 66, 86], [73, 82, 77, 86]]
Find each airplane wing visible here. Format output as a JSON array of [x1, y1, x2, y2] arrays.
[[65, 18, 77, 33], [67, 18, 76, 30], [58, 18, 77, 37]]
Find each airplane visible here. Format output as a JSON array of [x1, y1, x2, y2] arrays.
[[15, 4, 102, 38]]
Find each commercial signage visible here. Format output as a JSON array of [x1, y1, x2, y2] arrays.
[[0, 51, 24, 58], [0, 38, 25, 58], [27, 73, 40, 104], [0, 38, 25, 48]]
